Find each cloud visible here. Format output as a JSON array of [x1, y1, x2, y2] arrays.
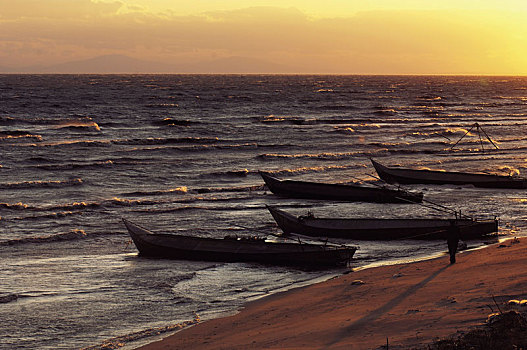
[[0, 0, 123, 19], [0, 5, 525, 73]]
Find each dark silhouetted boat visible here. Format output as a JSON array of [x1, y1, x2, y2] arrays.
[[123, 219, 356, 267], [371, 159, 527, 189], [267, 206, 498, 240], [259, 171, 423, 203]]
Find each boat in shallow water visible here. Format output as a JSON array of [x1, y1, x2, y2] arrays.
[[123, 219, 356, 267], [259, 171, 423, 203], [371, 159, 527, 189], [267, 206, 498, 240]]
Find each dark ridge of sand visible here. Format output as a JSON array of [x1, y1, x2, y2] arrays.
[[138, 238, 527, 350]]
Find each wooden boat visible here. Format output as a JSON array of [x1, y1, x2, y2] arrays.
[[371, 159, 527, 189], [267, 206, 498, 240], [123, 219, 356, 267], [259, 171, 423, 204]]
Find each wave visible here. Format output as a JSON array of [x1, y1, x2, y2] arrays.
[[0, 130, 42, 141], [417, 95, 443, 101], [495, 136, 527, 145], [0, 229, 88, 246], [0, 294, 18, 304], [33, 160, 115, 171], [0, 202, 31, 210], [26, 156, 63, 163], [0, 197, 168, 213], [53, 120, 101, 132], [80, 317, 200, 350], [258, 152, 353, 160], [322, 118, 373, 124], [258, 145, 487, 160], [132, 203, 270, 214], [47, 202, 101, 211], [215, 143, 259, 150], [171, 272, 197, 285], [257, 115, 386, 126], [194, 195, 262, 203], [129, 194, 265, 214], [495, 165, 520, 176], [106, 197, 161, 207], [313, 104, 358, 111], [124, 143, 260, 153], [145, 103, 179, 109], [120, 185, 263, 199], [407, 127, 472, 140], [152, 117, 197, 126], [262, 165, 357, 177], [1, 200, 99, 212], [131, 205, 207, 213], [350, 123, 381, 130], [333, 124, 381, 134], [402, 105, 445, 114], [24, 137, 264, 152], [0, 116, 102, 130], [2, 193, 267, 214], [28, 156, 169, 168], [128, 193, 267, 213], [194, 184, 265, 194], [406, 131, 501, 148], [0, 116, 16, 125], [36, 140, 112, 148], [8, 211, 78, 221], [333, 126, 356, 134], [385, 147, 453, 155], [47, 198, 167, 210], [315, 88, 334, 93], [257, 150, 387, 161], [121, 187, 188, 197], [0, 178, 82, 190], [372, 109, 398, 116], [258, 115, 316, 125], [207, 169, 251, 177], [112, 136, 218, 146]]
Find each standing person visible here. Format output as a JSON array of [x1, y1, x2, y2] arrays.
[[447, 220, 460, 264]]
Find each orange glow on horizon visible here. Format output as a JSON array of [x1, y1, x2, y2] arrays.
[[0, 1, 526, 74]]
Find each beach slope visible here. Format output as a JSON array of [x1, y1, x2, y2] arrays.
[[139, 239, 527, 350]]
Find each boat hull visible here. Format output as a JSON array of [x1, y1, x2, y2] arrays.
[[372, 159, 527, 189], [267, 206, 498, 240], [260, 171, 423, 203], [123, 219, 355, 267]]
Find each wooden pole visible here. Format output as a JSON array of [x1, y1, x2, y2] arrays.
[[477, 124, 485, 152], [479, 124, 499, 149], [450, 123, 476, 150]]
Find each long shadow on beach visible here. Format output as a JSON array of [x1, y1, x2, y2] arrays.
[[327, 264, 451, 347]]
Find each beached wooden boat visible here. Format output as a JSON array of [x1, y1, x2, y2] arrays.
[[371, 159, 527, 189], [259, 171, 423, 203], [123, 219, 356, 267], [267, 206, 498, 240]]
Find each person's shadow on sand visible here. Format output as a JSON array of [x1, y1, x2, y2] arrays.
[[327, 264, 451, 347]]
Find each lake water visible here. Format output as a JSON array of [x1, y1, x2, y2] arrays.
[[1, 75, 525, 349]]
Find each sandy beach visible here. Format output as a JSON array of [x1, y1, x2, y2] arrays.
[[138, 238, 527, 350]]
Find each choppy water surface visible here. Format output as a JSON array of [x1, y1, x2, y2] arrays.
[[1, 75, 526, 349]]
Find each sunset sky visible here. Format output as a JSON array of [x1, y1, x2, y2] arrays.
[[1, 0, 527, 74]]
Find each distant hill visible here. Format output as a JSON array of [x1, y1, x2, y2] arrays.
[[0, 65, 14, 73], [0, 54, 295, 74], [33, 55, 175, 74], [185, 56, 294, 74]]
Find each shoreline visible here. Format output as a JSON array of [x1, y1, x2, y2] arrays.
[[83, 246, 453, 350], [136, 237, 526, 349]]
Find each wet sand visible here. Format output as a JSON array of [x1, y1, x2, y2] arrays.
[[138, 238, 527, 350]]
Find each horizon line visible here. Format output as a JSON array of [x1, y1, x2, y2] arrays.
[[1, 72, 527, 77]]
